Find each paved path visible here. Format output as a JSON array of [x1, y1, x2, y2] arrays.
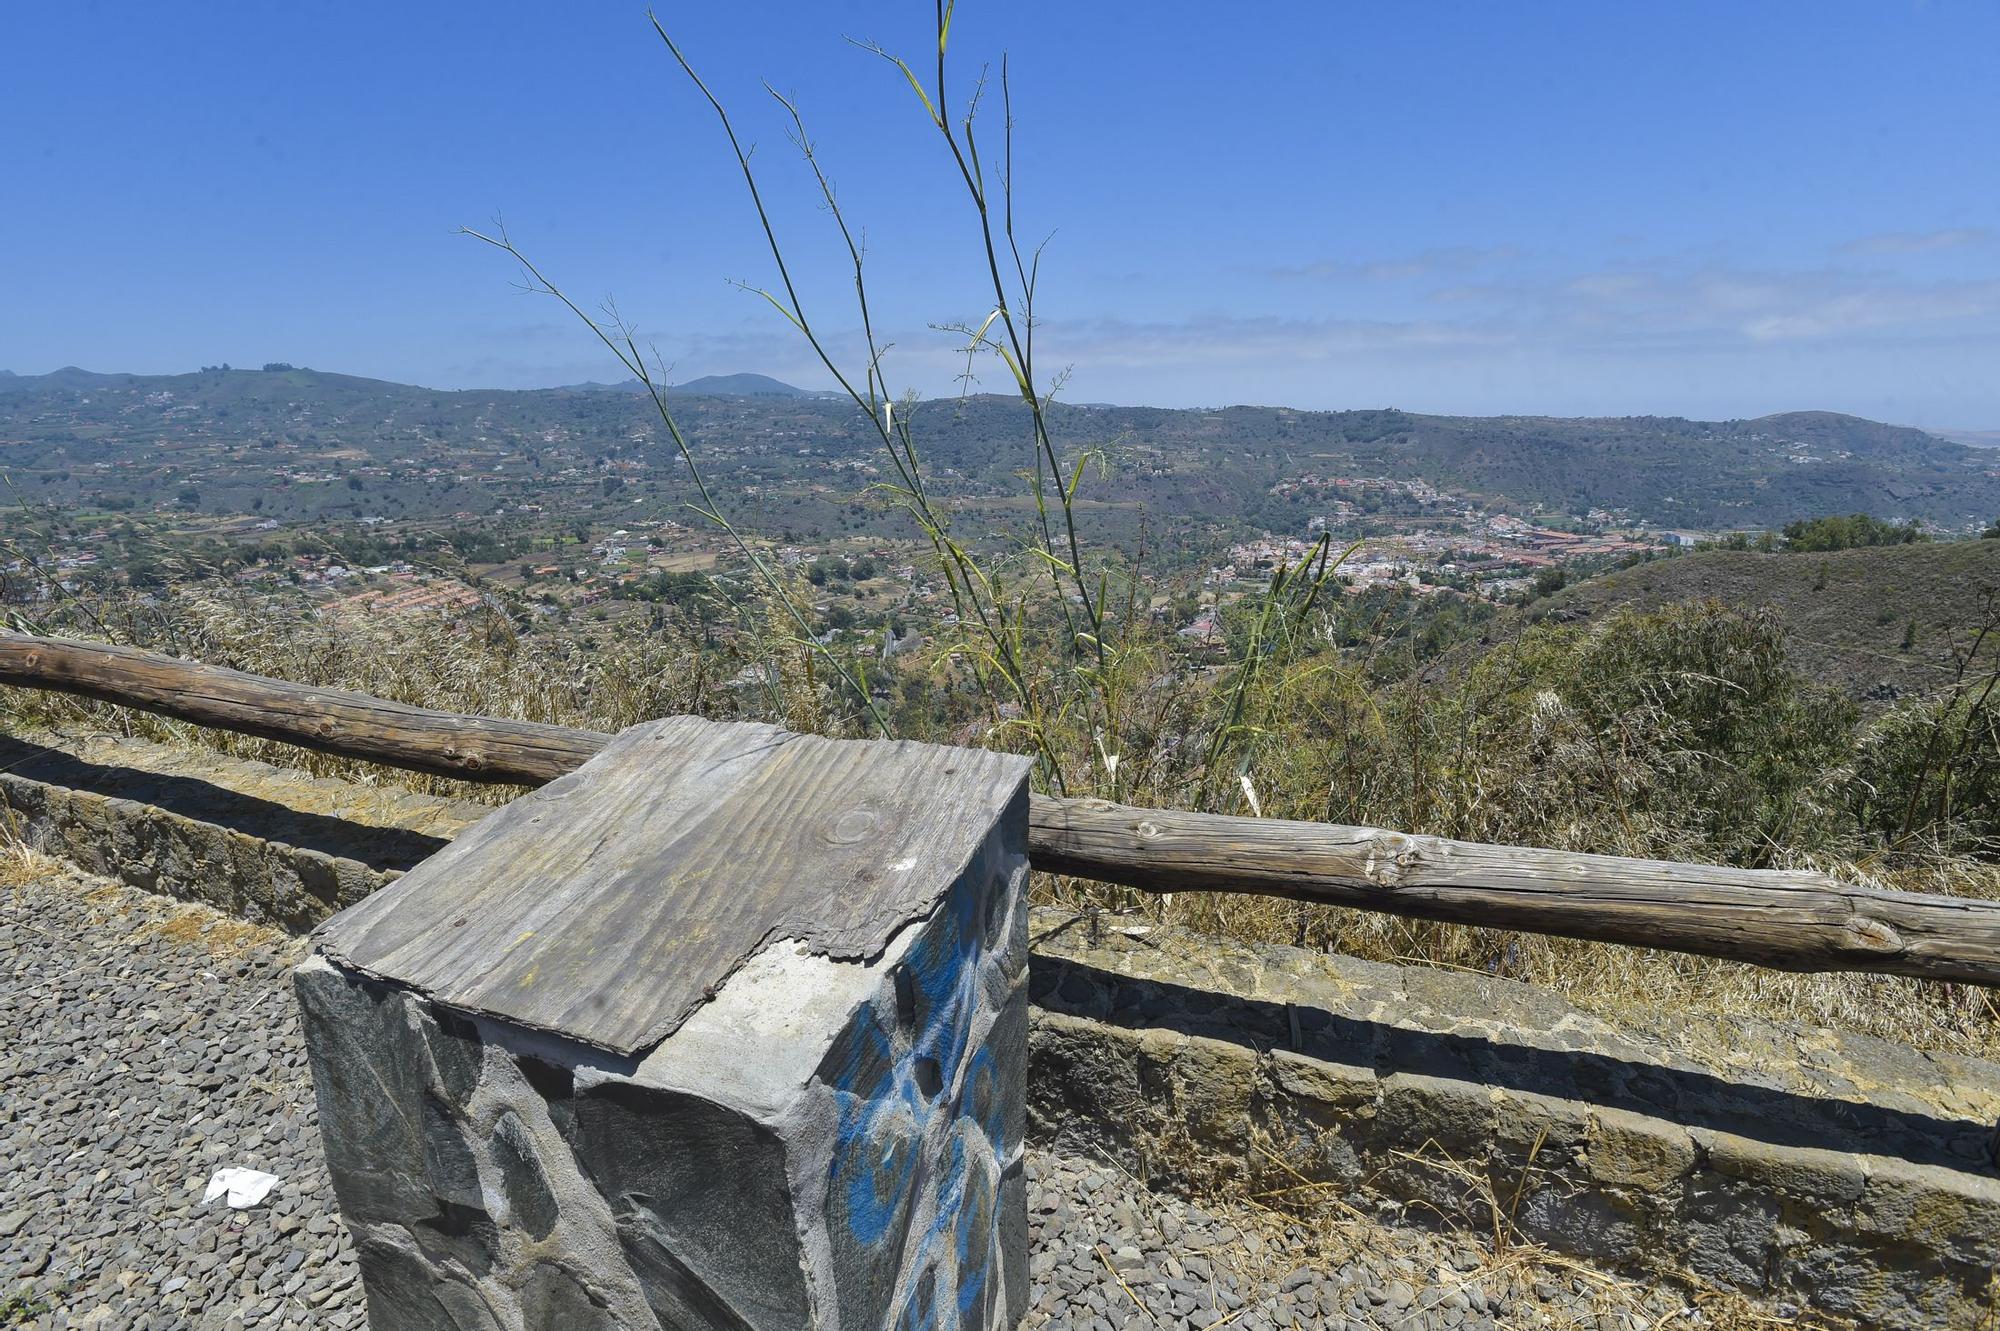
[[2, 864, 1785, 1330]]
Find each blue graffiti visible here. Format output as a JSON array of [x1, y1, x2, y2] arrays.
[[825, 1012, 918, 1246], [952, 1141, 998, 1318], [822, 865, 1016, 1328]]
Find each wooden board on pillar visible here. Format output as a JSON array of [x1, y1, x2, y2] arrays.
[[315, 716, 1031, 1057]]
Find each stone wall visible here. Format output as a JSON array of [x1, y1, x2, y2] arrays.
[[1026, 913, 2000, 1328], [0, 731, 479, 929], [5, 729, 1997, 1327]]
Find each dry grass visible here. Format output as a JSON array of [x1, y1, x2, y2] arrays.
[[6, 855, 299, 964], [0, 807, 55, 890], [1054, 868, 2000, 1063], [0, 846, 53, 893], [7, 583, 1998, 1063], [2, 584, 711, 805], [141, 903, 290, 959]]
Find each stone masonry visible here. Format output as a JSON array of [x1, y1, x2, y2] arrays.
[[292, 719, 1034, 1330], [0, 729, 479, 929], [1025, 909, 2000, 1328]]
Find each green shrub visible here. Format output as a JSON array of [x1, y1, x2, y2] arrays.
[[1853, 692, 2000, 854]]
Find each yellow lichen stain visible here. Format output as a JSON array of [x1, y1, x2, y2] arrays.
[[142, 906, 284, 959], [494, 928, 539, 961]]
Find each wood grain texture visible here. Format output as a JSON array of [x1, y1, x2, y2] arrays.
[[1030, 796, 2000, 985], [316, 716, 1031, 1055], [10, 631, 2000, 987], [0, 633, 607, 784]]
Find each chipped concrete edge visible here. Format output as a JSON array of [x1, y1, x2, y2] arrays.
[[4, 752, 1997, 1327]]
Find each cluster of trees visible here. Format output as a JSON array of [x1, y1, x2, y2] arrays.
[[1698, 513, 1932, 554], [1781, 513, 1929, 552], [804, 555, 878, 585], [622, 570, 719, 608]]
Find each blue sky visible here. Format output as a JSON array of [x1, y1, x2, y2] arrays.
[[4, 1, 1996, 425]]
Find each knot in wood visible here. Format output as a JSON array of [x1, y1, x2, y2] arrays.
[[825, 808, 881, 845], [1361, 831, 1419, 887], [1841, 914, 1904, 954]]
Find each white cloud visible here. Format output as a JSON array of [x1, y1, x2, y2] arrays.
[[435, 245, 2000, 422], [1433, 261, 2000, 348], [997, 252, 2000, 419], [1837, 227, 1994, 256], [1032, 313, 1512, 370]]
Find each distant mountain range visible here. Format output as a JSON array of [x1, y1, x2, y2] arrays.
[[564, 372, 837, 399], [5, 365, 836, 400], [4, 365, 1998, 531]]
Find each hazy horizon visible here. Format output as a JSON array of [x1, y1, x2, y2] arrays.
[[7, 361, 1996, 435]]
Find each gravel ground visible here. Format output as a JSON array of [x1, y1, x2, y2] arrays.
[[2, 862, 1791, 1330]]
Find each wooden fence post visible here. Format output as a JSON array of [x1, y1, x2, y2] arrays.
[[293, 716, 1033, 1330]]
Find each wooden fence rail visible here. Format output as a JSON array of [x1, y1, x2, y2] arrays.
[[6, 630, 2000, 986]]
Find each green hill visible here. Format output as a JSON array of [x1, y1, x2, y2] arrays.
[[671, 373, 825, 398], [5, 366, 1999, 532], [1521, 539, 2000, 704]]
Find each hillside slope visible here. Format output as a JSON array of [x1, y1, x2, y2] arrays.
[[5, 367, 1999, 530], [1522, 539, 2000, 702]]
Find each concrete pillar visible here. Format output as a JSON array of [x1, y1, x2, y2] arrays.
[[293, 717, 1032, 1330]]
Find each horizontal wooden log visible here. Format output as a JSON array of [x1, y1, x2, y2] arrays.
[[1029, 797, 2000, 986], [0, 633, 609, 784], [8, 631, 2000, 985]]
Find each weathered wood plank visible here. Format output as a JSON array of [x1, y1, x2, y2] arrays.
[[316, 716, 1031, 1055], [11, 631, 2000, 987], [0, 633, 608, 784], [1029, 796, 2000, 985]]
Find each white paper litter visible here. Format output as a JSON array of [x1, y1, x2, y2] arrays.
[[201, 1167, 280, 1209]]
